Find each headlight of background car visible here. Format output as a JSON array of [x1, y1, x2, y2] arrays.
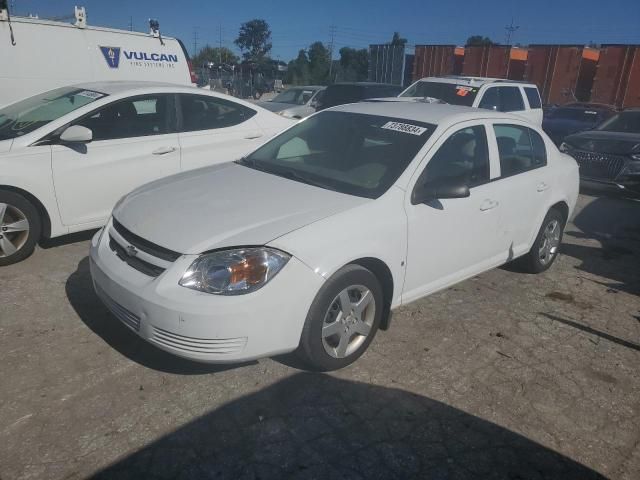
[[559, 142, 572, 153], [179, 247, 290, 295]]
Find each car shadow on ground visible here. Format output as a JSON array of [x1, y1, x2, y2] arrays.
[[90, 373, 605, 479], [40, 229, 99, 249], [65, 257, 256, 375], [561, 194, 640, 296]]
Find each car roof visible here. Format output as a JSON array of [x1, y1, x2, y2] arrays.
[[555, 102, 615, 111], [285, 85, 325, 90], [69, 81, 196, 95], [415, 76, 537, 88], [329, 101, 526, 125], [330, 82, 399, 88]]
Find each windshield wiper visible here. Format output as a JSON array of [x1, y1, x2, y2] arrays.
[[236, 157, 337, 192]]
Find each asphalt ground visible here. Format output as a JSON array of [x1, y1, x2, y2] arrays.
[[1, 192, 639, 479]]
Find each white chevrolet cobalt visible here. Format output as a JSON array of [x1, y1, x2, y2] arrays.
[[90, 102, 579, 370], [0, 81, 292, 265]]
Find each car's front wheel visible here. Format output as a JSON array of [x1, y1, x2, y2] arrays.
[[298, 264, 383, 371], [520, 208, 565, 273], [0, 191, 41, 266]]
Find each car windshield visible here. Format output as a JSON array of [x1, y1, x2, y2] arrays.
[[272, 88, 317, 105], [596, 111, 640, 134], [400, 81, 479, 107], [237, 111, 435, 199], [0, 87, 106, 140], [547, 108, 605, 122]]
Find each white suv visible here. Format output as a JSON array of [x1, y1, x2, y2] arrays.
[[399, 76, 543, 126]]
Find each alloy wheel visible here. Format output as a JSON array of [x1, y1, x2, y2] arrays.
[[538, 219, 560, 266], [321, 285, 376, 359], [0, 203, 30, 258]]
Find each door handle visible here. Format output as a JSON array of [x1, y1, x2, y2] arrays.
[[244, 132, 264, 140], [537, 182, 549, 192], [479, 199, 499, 211], [152, 146, 177, 155]]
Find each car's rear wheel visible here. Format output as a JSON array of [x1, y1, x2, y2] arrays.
[[520, 209, 565, 273], [0, 191, 41, 266], [298, 264, 383, 371]]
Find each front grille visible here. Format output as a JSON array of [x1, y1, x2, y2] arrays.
[[109, 236, 166, 277], [95, 284, 141, 332], [113, 219, 181, 262], [571, 150, 627, 181], [151, 326, 247, 355]]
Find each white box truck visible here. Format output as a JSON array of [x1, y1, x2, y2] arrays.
[[0, 6, 196, 106]]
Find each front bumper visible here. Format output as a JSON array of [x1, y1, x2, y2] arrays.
[[580, 174, 640, 194], [89, 227, 324, 363]]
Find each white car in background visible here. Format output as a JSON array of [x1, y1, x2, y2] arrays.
[[0, 81, 293, 265], [398, 76, 544, 126], [90, 102, 579, 371], [257, 86, 325, 119]]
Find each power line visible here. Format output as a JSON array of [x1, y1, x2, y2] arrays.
[[192, 27, 199, 56], [328, 24, 336, 78], [504, 18, 520, 45]]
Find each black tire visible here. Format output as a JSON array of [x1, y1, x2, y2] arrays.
[[0, 190, 41, 266], [298, 264, 383, 371], [519, 208, 565, 274]]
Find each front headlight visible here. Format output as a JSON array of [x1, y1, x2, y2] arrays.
[[179, 247, 290, 295], [559, 142, 572, 153]]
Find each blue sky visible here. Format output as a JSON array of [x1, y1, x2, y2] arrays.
[[11, 0, 640, 60]]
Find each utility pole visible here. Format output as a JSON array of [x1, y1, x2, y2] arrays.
[[128, 16, 133, 31], [219, 24, 223, 63], [192, 27, 199, 57], [504, 17, 519, 45], [328, 24, 336, 79]]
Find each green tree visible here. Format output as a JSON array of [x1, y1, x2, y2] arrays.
[[192, 45, 238, 67], [235, 19, 272, 61], [466, 35, 494, 46], [338, 47, 369, 81], [285, 49, 310, 85], [390, 32, 407, 46], [308, 41, 330, 84]]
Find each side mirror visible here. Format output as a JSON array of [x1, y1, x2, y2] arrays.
[[59, 125, 93, 144], [412, 176, 470, 204], [310, 100, 319, 109]]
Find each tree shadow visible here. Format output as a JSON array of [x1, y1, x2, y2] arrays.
[[66, 257, 256, 375], [91, 373, 605, 479], [562, 195, 640, 296]]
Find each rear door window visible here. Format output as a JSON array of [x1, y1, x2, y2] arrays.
[[179, 94, 256, 132], [498, 87, 525, 112], [479, 87, 525, 112], [494, 124, 547, 177], [524, 87, 542, 109]]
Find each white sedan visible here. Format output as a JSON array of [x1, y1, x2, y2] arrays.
[[90, 102, 579, 371], [0, 81, 293, 265]]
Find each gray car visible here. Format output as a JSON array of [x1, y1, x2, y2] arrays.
[[257, 86, 325, 119]]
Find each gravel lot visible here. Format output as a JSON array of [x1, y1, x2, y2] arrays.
[[1, 192, 639, 480]]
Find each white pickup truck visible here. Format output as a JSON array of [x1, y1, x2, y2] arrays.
[[397, 76, 544, 126]]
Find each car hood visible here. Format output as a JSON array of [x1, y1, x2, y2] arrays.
[[113, 162, 369, 255], [564, 130, 640, 155], [0, 139, 13, 153], [256, 101, 296, 113]]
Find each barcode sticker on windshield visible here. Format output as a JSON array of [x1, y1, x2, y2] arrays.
[[77, 90, 105, 99], [381, 121, 427, 136]]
